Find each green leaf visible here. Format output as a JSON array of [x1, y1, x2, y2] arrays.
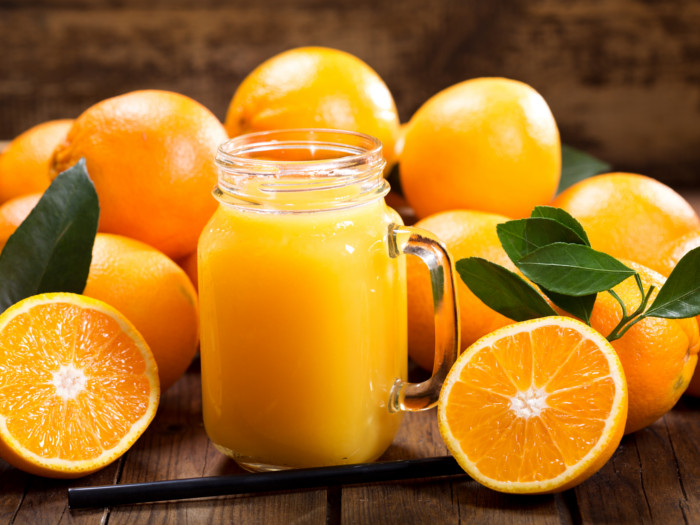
[[456, 257, 558, 322], [541, 288, 597, 324], [497, 217, 589, 264], [644, 246, 700, 319], [530, 206, 590, 246], [0, 159, 99, 313], [497, 210, 595, 322], [517, 243, 636, 296], [558, 144, 611, 194]]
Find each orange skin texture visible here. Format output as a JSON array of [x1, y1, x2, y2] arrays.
[[552, 173, 700, 275], [399, 77, 561, 219], [658, 230, 700, 278], [0, 119, 73, 204], [408, 210, 516, 370], [686, 343, 700, 397], [51, 90, 228, 259], [0, 192, 41, 251], [176, 250, 198, 292], [224, 46, 401, 168], [83, 233, 199, 392], [587, 261, 699, 434], [656, 230, 700, 396], [393, 121, 410, 162]]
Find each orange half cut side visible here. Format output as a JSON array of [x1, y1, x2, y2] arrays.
[[0, 293, 159, 478], [438, 316, 628, 494]]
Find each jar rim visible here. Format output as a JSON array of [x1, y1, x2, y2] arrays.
[[213, 128, 389, 212], [215, 128, 384, 176]]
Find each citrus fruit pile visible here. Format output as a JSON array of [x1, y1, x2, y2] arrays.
[[0, 44, 698, 493], [391, 62, 699, 493]]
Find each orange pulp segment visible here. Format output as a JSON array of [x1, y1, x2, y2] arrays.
[[438, 316, 628, 494], [0, 293, 159, 478]]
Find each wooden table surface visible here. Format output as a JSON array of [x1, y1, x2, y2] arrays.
[[3, 357, 700, 524], [0, 159, 699, 524]]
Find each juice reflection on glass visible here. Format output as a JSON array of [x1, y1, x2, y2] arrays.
[[198, 129, 459, 471]]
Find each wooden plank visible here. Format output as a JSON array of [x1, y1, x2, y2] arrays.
[[342, 408, 563, 524], [341, 410, 463, 524], [634, 422, 694, 523], [107, 358, 327, 524], [572, 421, 678, 524], [9, 467, 115, 525], [0, 460, 29, 524], [455, 485, 568, 525], [662, 397, 700, 523]]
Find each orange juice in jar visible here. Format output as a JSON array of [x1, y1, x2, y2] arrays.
[[198, 129, 459, 471]]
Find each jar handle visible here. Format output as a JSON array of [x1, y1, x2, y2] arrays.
[[388, 224, 460, 412]]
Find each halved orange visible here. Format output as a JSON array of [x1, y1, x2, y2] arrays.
[[0, 293, 159, 478], [438, 316, 627, 494]]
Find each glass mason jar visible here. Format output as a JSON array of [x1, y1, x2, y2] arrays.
[[198, 129, 459, 471]]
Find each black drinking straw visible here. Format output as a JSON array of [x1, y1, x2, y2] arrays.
[[68, 455, 465, 509]]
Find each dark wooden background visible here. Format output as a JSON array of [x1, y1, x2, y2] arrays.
[[1, 0, 699, 186]]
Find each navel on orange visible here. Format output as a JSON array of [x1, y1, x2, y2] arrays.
[[438, 317, 627, 494], [0, 293, 159, 478]]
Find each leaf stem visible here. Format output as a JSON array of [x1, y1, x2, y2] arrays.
[[605, 289, 629, 339], [636, 284, 656, 317], [606, 280, 656, 342], [608, 318, 639, 341], [634, 272, 645, 299]]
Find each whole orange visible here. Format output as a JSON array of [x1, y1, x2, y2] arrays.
[[587, 261, 699, 434], [408, 210, 516, 370], [51, 90, 228, 260], [657, 230, 700, 397], [0, 119, 73, 204], [552, 173, 700, 275], [0, 192, 41, 251], [83, 233, 199, 392], [224, 47, 401, 168], [399, 78, 561, 219]]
